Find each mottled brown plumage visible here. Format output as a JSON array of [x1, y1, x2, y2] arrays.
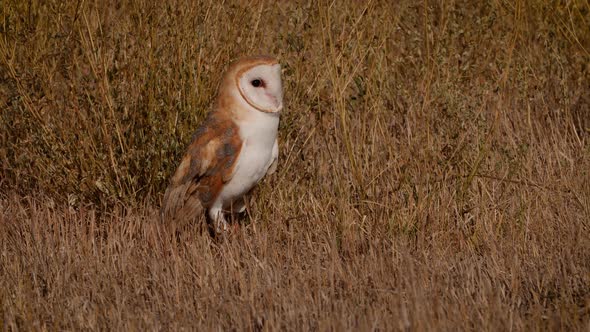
[[160, 111, 242, 226]]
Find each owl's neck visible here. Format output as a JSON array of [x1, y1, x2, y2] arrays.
[[237, 107, 279, 144]]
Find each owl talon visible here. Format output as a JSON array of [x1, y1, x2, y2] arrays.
[[214, 218, 229, 235], [220, 223, 229, 234]]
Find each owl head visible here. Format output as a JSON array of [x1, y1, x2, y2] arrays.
[[217, 56, 283, 115]]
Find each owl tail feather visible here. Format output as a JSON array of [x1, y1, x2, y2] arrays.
[[160, 182, 204, 229]]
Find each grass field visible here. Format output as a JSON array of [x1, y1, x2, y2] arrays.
[[1, 0, 589, 330]]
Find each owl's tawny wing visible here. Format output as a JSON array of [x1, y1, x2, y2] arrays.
[[160, 115, 242, 224]]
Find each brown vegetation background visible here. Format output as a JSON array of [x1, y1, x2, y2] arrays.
[[1, 0, 589, 330]]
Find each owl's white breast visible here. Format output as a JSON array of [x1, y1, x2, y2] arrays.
[[217, 110, 279, 208]]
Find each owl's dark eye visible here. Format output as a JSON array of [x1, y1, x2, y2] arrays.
[[251, 79, 262, 87]]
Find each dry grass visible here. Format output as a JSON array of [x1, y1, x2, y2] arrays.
[[1, 0, 589, 330]]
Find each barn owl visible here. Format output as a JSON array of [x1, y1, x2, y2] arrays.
[[161, 56, 283, 235]]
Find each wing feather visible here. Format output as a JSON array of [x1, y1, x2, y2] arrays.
[[266, 138, 279, 175], [160, 116, 242, 224]]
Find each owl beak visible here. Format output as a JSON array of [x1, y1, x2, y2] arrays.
[[265, 92, 283, 113]]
